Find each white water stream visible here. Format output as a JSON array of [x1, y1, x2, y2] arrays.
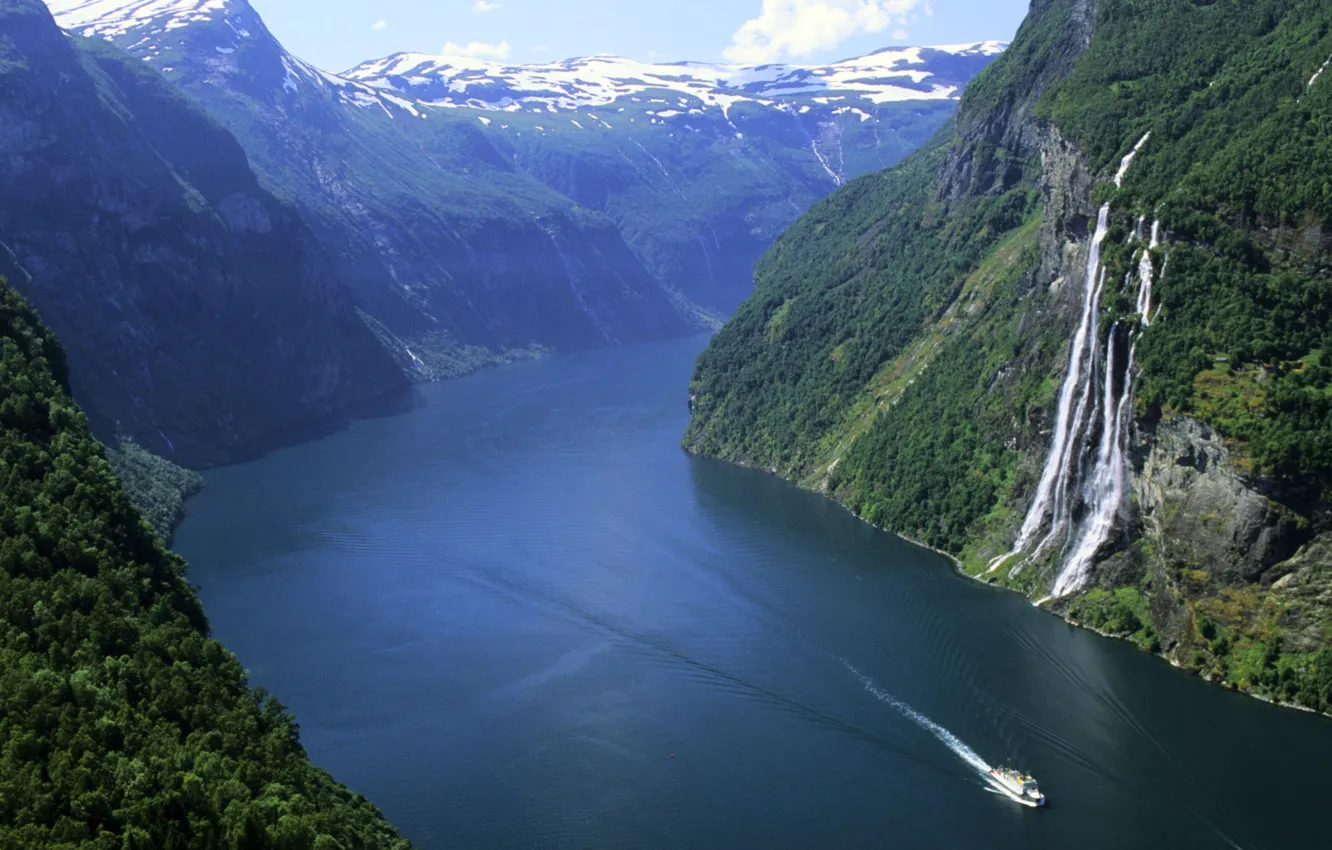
[[987, 204, 1112, 574], [991, 134, 1166, 596], [1114, 132, 1151, 187], [1136, 220, 1161, 325]]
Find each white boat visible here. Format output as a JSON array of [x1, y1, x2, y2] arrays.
[[988, 767, 1046, 807]]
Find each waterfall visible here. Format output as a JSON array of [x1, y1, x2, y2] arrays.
[[989, 151, 1166, 594], [1119, 134, 1151, 185], [1311, 57, 1331, 89], [547, 230, 617, 345], [810, 138, 843, 186], [1029, 266, 1106, 566], [1054, 332, 1137, 596], [986, 205, 1113, 574], [1114, 133, 1151, 188], [1136, 220, 1160, 325]]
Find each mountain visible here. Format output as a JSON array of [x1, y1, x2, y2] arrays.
[[46, 0, 702, 364], [0, 277, 410, 847], [0, 0, 408, 468], [47, 1, 1002, 324], [341, 44, 1006, 113], [343, 44, 1004, 314], [686, 0, 1332, 713]]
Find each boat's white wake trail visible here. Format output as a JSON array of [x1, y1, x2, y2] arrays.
[[841, 661, 991, 777]]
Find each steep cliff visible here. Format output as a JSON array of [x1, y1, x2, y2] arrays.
[[0, 0, 408, 466], [687, 0, 1332, 713]]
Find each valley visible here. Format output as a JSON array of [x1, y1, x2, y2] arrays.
[[1, 0, 1000, 471], [4, 0, 1332, 847]]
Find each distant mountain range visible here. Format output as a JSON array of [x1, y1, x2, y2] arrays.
[[342, 43, 1005, 113], [13, 0, 1001, 464]]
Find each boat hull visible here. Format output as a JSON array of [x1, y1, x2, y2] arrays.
[[986, 772, 1046, 807]]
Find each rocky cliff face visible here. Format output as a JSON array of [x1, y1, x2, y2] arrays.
[[0, 0, 408, 466], [687, 0, 1332, 712]]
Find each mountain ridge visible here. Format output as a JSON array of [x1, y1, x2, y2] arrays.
[[46, 0, 1003, 316], [341, 42, 1008, 114]]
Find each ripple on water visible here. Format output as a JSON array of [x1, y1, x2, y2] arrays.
[[176, 335, 1332, 850]]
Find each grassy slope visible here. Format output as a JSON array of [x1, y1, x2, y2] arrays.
[[686, 0, 1332, 713], [0, 278, 410, 848]]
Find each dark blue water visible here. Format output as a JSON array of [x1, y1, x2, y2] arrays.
[[175, 334, 1332, 849]]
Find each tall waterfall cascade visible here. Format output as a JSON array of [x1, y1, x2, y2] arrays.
[[988, 134, 1165, 599]]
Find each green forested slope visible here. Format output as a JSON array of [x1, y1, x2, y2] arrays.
[[686, 0, 1332, 712], [684, 0, 1072, 550], [1039, 0, 1332, 481], [0, 278, 409, 847]]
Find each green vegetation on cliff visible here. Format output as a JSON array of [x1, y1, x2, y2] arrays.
[[686, 0, 1332, 713], [685, 132, 1037, 472], [0, 278, 409, 847], [1035, 0, 1332, 482], [104, 440, 205, 543]]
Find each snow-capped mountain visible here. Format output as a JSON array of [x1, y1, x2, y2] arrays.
[[43, 0, 1004, 336], [46, 0, 420, 114], [44, 0, 229, 40], [344, 43, 1006, 115], [49, 1, 1002, 128]]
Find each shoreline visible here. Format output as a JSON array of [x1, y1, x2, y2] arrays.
[[694, 448, 1331, 721]]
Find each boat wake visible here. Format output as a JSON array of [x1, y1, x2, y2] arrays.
[[842, 660, 1041, 807], [842, 661, 991, 775]]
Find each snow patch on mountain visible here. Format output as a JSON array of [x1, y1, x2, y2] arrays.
[[44, 1, 1003, 124], [45, 0, 232, 39], [343, 42, 1007, 114]]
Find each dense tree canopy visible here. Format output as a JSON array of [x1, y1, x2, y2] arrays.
[[0, 279, 411, 849]]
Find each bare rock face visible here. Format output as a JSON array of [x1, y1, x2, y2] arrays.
[[1136, 417, 1310, 585], [1269, 534, 1332, 653]]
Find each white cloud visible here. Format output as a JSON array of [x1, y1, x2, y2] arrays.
[[372, 19, 388, 31], [442, 40, 513, 59], [473, 0, 502, 11], [724, 0, 927, 63], [892, 28, 908, 40]]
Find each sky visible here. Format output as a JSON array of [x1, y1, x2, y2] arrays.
[[250, 0, 1030, 72]]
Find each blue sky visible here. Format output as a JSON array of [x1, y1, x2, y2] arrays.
[[250, 0, 1029, 72]]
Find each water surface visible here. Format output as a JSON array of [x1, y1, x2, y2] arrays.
[[176, 334, 1332, 849]]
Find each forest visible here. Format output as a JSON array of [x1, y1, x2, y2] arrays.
[[0, 279, 410, 848]]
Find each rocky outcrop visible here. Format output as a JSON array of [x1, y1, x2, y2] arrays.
[[1136, 417, 1310, 585], [1268, 534, 1332, 654]]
